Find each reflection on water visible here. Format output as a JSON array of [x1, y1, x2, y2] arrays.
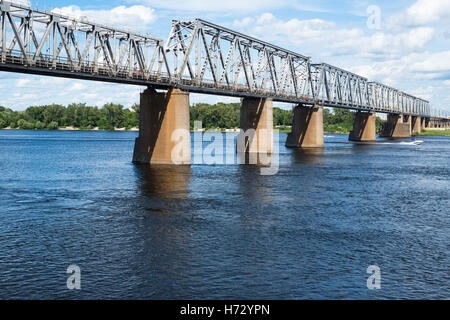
[[135, 164, 191, 199], [237, 165, 274, 204], [134, 164, 192, 218], [290, 147, 324, 164], [236, 151, 276, 166]]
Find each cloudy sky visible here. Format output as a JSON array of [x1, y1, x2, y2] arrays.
[[1, 0, 449, 112]]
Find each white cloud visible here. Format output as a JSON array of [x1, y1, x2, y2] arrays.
[[387, 0, 450, 28], [409, 51, 450, 73], [232, 14, 434, 59], [69, 83, 87, 91], [16, 79, 31, 87], [233, 14, 361, 50], [9, 0, 30, 6], [136, 0, 285, 12], [351, 51, 450, 83], [405, 0, 450, 25], [348, 51, 450, 111], [0, 74, 145, 110], [52, 5, 157, 32]]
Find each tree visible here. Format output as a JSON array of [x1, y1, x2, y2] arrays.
[[34, 121, 46, 130], [47, 121, 59, 130], [273, 107, 292, 126], [17, 119, 34, 130], [102, 103, 125, 128], [43, 104, 65, 125], [25, 106, 45, 123]]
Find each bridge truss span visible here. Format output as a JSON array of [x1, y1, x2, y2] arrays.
[[368, 81, 431, 116], [0, 1, 172, 85], [165, 19, 313, 102], [310, 63, 370, 111]]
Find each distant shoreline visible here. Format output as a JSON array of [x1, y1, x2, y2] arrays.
[[417, 129, 450, 136], [1, 127, 139, 132], [1, 128, 449, 136]]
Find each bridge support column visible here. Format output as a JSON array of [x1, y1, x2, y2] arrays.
[[411, 116, 422, 135], [422, 118, 430, 130], [286, 105, 324, 148], [349, 112, 376, 142], [237, 97, 273, 154], [133, 88, 191, 165], [379, 114, 411, 138]]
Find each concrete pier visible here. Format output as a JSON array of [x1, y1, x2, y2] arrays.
[[379, 114, 411, 138], [349, 112, 377, 142], [133, 88, 191, 165], [411, 116, 422, 135], [286, 105, 324, 148], [237, 97, 273, 154], [422, 118, 430, 130]]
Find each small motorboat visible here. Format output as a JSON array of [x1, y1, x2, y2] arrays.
[[399, 138, 423, 146]]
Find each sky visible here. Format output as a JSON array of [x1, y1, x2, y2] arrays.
[[1, 0, 450, 112]]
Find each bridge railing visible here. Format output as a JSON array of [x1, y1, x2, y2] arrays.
[[368, 82, 431, 117], [0, 1, 171, 82], [1, 48, 173, 83], [310, 63, 370, 110], [164, 19, 312, 101]]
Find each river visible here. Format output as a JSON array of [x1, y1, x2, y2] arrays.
[[0, 130, 448, 299]]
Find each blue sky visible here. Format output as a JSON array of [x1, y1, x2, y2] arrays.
[[1, 0, 450, 112]]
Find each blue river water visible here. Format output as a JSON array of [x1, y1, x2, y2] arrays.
[[0, 130, 448, 299]]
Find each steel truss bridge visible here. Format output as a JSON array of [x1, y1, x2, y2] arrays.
[[0, 1, 448, 120]]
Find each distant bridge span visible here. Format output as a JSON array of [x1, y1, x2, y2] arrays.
[[1, 1, 449, 164]]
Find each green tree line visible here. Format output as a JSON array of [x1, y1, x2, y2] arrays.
[[190, 103, 384, 133], [0, 102, 384, 132], [190, 102, 293, 130], [0, 103, 140, 130], [323, 108, 384, 133]]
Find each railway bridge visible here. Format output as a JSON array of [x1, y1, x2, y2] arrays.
[[1, 1, 449, 164]]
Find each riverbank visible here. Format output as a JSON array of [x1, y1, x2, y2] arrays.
[[1, 127, 139, 132], [418, 129, 450, 136], [2, 127, 450, 136]]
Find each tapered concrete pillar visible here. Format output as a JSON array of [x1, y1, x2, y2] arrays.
[[379, 114, 411, 138], [286, 105, 324, 148], [349, 112, 376, 142], [403, 114, 412, 125], [422, 118, 431, 130], [133, 88, 191, 165], [411, 116, 422, 135], [237, 97, 273, 154], [421, 118, 426, 130]]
